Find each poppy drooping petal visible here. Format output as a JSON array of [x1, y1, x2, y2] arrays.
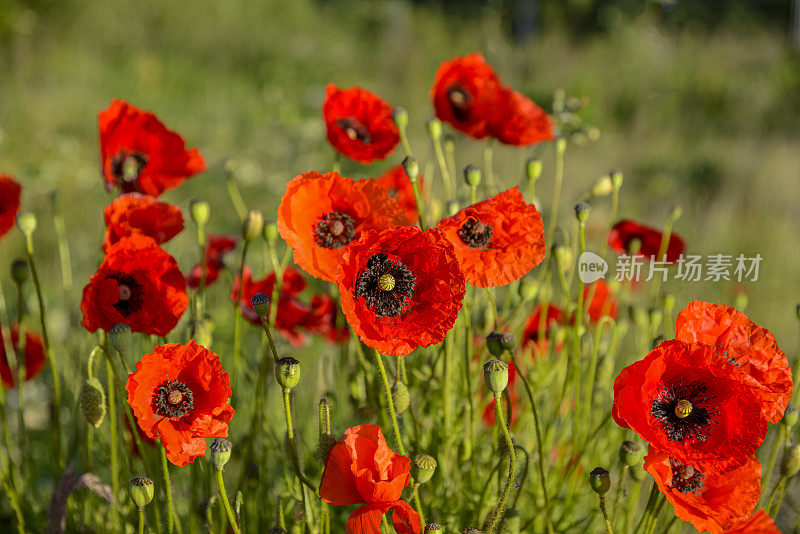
[[346, 502, 394, 534], [584, 279, 618, 322], [102, 193, 184, 252], [390, 500, 422, 534], [724, 510, 780, 533], [187, 234, 238, 288], [488, 88, 555, 146], [608, 219, 685, 262], [0, 175, 21, 241], [375, 165, 422, 224]]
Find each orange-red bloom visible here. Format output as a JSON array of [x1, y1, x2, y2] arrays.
[[126, 341, 234, 466], [81, 234, 188, 337], [584, 279, 618, 322], [319, 424, 420, 534], [676, 301, 792, 424], [0, 174, 21, 241], [431, 53, 503, 139], [488, 88, 555, 146], [323, 84, 399, 164], [613, 339, 767, 475], [608, 219, 685, 263], [522, 304, 566, 357], [337, 226, 465, 356], [0, 324, 46, 388], [434, 187, 545, 288], [724, 510, 780, 533], [644, 447, 761, 534], [375, 165, 422, 224], [187, 234, 238, 289], [98, 99, 205, 196], [102, 193, 184, 252], [278, 171, 409, 283]]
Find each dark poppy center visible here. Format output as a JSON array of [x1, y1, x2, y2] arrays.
[[153, 380, 194, 418], [669, 459, 705, 494], [110, 149, 149, 193], [651, 382, 718, 443], [354, 253, 416, 318], [335, 117, 371, 145], [447, 84, 474, 121], [314, 212, 356, 249], [109, 274, 144, 317], [458, 217, 493, 248]]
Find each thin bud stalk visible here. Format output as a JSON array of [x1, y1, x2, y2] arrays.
[[485, 392, 516, 534]]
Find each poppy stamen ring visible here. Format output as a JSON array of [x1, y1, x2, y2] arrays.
[[154, 380, 194, 419], [675, 399, 693, 419]]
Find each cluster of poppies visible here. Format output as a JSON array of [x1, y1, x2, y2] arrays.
[[613, 301, 791, 533]]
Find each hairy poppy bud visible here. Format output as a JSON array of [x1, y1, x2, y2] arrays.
[[447, 200, 460, 217], [629, 462, 646, 482], [464, 164, 481, 187], [590, 175, 613, 198], [208, 438, 232, 471], [483, 359, 509, 395], [10, 259, 28, 285], [275, 356, 300, 390], [316, 432, 337, 464], [589, 467, 611, 494], [15, 212, 37, 237], [782, 406, 799, 428], [129, 476, 154, 510], [109, 323, 132, 355], [403, 156, 420, 183], [486, 331, 515, 357], [189, 199, 210, 226], [251, 292, 270, 319], [263, 222, 279, 243], [553, 244, 573, 273], [619, 441, 643, 467], [412, 454, 437, 484], [574, 202, 591, 224], [426, 118, 442, 140], [518, 279, 539, 302], [391, 380, 410, 415], [392, 107, 409, 130], [610, 169, 623, 189], [501, 509, 520, 534], [79, 377, 106, 428], [781, 444, 800, 479], [424, 524, 443, 532], [242, 210, 264, 242], [525, 158, 542, 184]]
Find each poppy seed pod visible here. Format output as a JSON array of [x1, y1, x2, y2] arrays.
[[15, 212, 37, 237], [241, 210, 264, 242], [412, 454, 437, 484], [403, 156, 420, 183], [129, 476, 154, 510], [109, 323, 132, 355], [780, 444, 800, 479], [275, 356, 300, 390], [483, 359, 509, 394], [392, 107, 409, 130], [189, 199, 210, 226], [208, 438, 232, 471], [574, 202, 591, 224], [79, 377, 106, 428], [391, 380, 410, 415], [518, 279, 539, 301], [263, 222, 279, 243], [250, 292, 270, 319], [619, 441, 643, 467], [589, 467, 611, 494], [424, 524, 443, 532], [426, 118, 443, 140], [525, 158, 542, 184], [10, 259, 28, 285], [782, 406, 799, 428], [464, 164, 481, 187]]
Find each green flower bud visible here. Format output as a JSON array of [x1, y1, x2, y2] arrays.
[[629, 462, 646, 482], [553, 244, 573, 273], [525, 158, 542, 184], [447, 200, 459, 217], [518, 279, 539, 301], [391, 380, 410, 415], [610, 169, 623, 189], [589, 467, 611, 494], [316, 432, 337, 464], [486, 331, 515, 357], [648, 308, 663, 331], [483, 359, 509, 395], [574, 202, 591, 224], [443, 134, 455, 151], [663, 293, 676, 312], [275, 356, 300, 390], [79, 377, 106, 429], [189, 199, 210, 226], [555, 137, 567, 154], [208, 438, 232, 471], [10, 259, 28, 285], [129, 476, 154, 510], [392, 107, 409, 130], [671, 205, 683, 221], [500, 509, 520, 534], [733, 292, 748, 312], [782, 406, 799, 428], [403, 156, 419, 183], [426, 118, 442, 140], [242, 210, 264, 242], [412, 454, 437, 484], [194, 318, 213, 348], [263, 222, 279, 243], [251, 292, 271, 319], [109, 323, 132, 355], [464, 165, 481, 187], [619, 441, 643, 467], [424, 524, 443, 532], [15, 212, 37, 237], [781, 444, 800, 478], [590, 175, 613, 198]]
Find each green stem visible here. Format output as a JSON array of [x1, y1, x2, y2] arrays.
[[232, 240, 250, 380], [485, 393, 516, 534], [225, 170, 248, 221], [159, 442, 181, 534], [138, 508, 145, 534], [51, 194, 74, 292], [0, 445, 24, 534], [373, 349, 406, 455], [214, 469, 241, 534], [650, 211, 680, 299], [106, 358, 120, 524], [411, 484, 426, 528], [545, 140, 566, 240], [443, 333, 453, 433], [282, 388, 316, 492], [761, 424, 786, 503], [611, 462, 627, 527], [599, 495, 614, 534], [484, 141, 497, 193], [410, 179, 427, 231], [484, 287, 499, 331], [634, 483, 660, 534], [432, 135, 453, 200]]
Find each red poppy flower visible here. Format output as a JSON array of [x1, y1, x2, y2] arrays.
[[319, 424, 420, 534], [81, 234, 189, 337], [278, 171, 409, 283], [98, 99, 206, 196], [187, 234, 238, 289], [488, 88, 555, 146], [431, 53, 503, 139], [434, 187, 545, 288], [608, 220, 685, 263], [583, 279, 618, 322], [724, 510, 780, 534], [644, 447, 761, 534], [375, 165, 423, 224], [102, 193, 184, 252], [322, 84, 399, 164], [337, 226, 465, 356], [522, 304, 567, 357], [676, 301, 791, 424], [126, 341, 234, 466], [613, 339, 766, 475], [0, 324, 46, 388], [0, 174, 22, 241]]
